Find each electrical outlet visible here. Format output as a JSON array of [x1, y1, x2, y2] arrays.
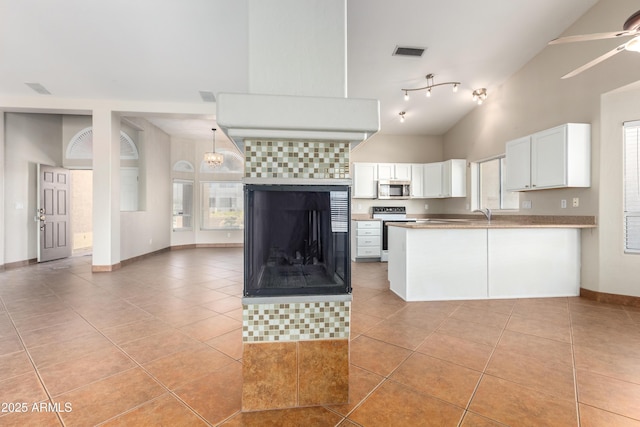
[[572, 197, 579, 207], [522, 200, 532, 209], [561, 199, 567, 209], [424, 204, 429, 210]]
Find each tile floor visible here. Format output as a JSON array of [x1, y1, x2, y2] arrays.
[[1, 248, 640, 426]]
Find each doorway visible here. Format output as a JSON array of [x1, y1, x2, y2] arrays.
[[71, 170, 93, 256]]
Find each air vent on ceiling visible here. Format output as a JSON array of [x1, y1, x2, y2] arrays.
[[392, 46, 426, 57], [199, 91, 216, 102], [25, 82, 51, 95]]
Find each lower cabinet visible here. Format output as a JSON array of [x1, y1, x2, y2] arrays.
[[388, 226, 581, 301], [351, 220, 381, 261]]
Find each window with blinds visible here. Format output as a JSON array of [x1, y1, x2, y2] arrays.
[[624, 120, 640, 253]]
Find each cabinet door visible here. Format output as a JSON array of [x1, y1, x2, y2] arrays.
[[377, 163, 394, 180], [352, 163, 377, 198], [448, 159, 467, 197], [505, 136, 532, 191], [410, 164, 425, 198], [395, 164, 411, 180], [531, 126, 566, 189], [423, 162, 444, 198]]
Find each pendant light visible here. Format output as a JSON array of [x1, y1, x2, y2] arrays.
[[204, 128, 224, 167]]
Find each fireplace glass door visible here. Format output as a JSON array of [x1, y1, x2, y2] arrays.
[[244, 184, 350, 296]]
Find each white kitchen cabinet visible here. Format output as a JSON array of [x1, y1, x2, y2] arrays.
[[350, 220, 381, 261], [378, 163, 411, 180], [505, 123, 591, 191], [423, 159, 466, 198], [410, 164, 425, 198], [352, 163, 377, 198]]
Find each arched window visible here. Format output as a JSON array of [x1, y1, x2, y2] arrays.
[[173, 160, 195, 173], [66, 127, 139, 160]]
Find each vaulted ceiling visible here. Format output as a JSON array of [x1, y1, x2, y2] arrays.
[[0, 0, 600, 137]]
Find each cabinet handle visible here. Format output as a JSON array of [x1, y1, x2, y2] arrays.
[[532, 184, 536, 187], [525, 185, 529, 188]]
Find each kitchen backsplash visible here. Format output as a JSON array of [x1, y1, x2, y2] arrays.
[[244, 140, 350, 179]]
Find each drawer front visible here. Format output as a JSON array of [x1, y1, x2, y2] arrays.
[[357, 236, 381, 247], [355, 221, 380, 229], [356, 246, 381, 257], [357, 228, 380, 236]]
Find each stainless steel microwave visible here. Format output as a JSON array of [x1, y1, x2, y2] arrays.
[[377, 180, 411, 199]]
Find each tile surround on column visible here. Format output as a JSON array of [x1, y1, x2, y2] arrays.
[[244, 140, 350, 179]]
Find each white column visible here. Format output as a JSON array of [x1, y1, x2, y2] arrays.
[[248, 0, 347, 97], [92, 109, 121, 270]]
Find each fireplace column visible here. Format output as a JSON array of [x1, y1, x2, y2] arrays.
[[241, 139, 352, 411]]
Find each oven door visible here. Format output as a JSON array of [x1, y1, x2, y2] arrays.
[[381, 219, 416, 261]]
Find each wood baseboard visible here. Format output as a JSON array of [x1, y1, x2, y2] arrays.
[[92, 263, 122, 273], [3, 258, 38, 270], [580, 287, 640, 308]]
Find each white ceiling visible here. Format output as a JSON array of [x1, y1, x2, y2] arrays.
[[0, 0, 600, 138]]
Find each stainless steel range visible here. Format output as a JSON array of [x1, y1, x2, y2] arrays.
[[372, 206, 416, 262]]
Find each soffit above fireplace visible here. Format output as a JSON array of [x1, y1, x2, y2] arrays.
[[216, 93, 380, 151]]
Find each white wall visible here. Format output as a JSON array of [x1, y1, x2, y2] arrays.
[[441, 0, 640, 296], [4, 113, 63, 264], [119, 118, 171, 261]]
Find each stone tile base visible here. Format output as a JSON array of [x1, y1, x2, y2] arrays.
[[242, 339, 349, 411]]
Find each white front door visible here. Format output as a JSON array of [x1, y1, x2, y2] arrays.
[[37, 165, 72, 262]]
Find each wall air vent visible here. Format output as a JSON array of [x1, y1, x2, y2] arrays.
[[199, 91, 216, 102], [392, 46, 426, 57], [25, 82, 51, 95]]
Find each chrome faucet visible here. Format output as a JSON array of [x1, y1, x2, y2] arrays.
[[473, 207, 491, 222]]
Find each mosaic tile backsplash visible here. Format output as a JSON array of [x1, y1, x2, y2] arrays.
[[242, 301, 350, 342], [244, 140, 350, 179]]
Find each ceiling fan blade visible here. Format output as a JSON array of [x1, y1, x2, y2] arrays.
[[561, 43, 627, 79], [549, 31, 634, 44]]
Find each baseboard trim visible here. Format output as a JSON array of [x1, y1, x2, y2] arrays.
[[580, 287, 640, 308], [171, 243, 243, 250], [3, 258, 38, 270], [120, 247, 171, 267], [92, 263, 122, 273]]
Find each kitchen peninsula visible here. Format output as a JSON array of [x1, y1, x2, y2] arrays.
[[387, 217, 596, 301]]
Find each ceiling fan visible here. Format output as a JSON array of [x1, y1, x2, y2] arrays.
[[549, 9, 640, 79]]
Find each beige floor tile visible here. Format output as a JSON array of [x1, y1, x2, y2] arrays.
[[174, 362, 242, 425], [579, 403, 640, 427], [144, 345, 235, 390], [101, 394, 207, 427], [577, 370, 640, 420], [416, 332, 494, 371], [485, 348, 575, 401], [437, 317, 503, 347], [349, 380, 464, 426], [57, 368, 165, 426], [349, 335, 412, 377], [469, 375, 578, 427], [391, 352, 482, 407]]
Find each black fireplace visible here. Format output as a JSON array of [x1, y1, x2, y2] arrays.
[[244, 184, 351, 296]]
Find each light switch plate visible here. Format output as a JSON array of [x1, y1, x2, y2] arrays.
[[561, 199, 567, 209], [522, 200, 532, 209]]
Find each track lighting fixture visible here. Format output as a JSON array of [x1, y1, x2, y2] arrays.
[[472, 88, 488, 105], [401, 73, 461, 101], [399, 111, 406, 123]]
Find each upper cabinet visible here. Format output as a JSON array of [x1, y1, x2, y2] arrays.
[[377, 163, 411, 180], [352, 162, 378, 198], [505, 123, 591, 191], [352, 160, 466, 199], [410, 164, 425, 198], [423, 159, 467, 198]]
